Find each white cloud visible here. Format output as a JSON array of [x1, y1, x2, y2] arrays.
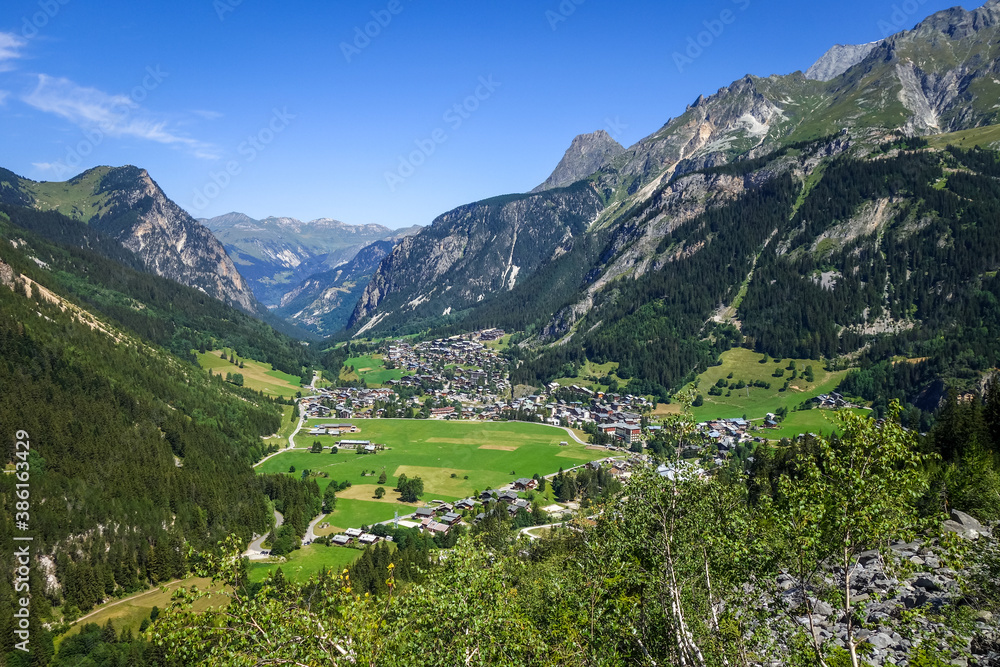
[[0, 90, 9, 105], [32, 162, 63, 174], [0, 32, 25, 72], [23, 74, 220, 159]]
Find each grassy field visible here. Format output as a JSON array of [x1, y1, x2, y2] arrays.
[[249, 545, 362, 583], [58, 578, 223, 646], [257, 420, 603, 528], [264, 405, 297, 448], [751, 407, 869, 440], [552, 360, 625, 392], [196, 350, 303, 398], [341, 354, 405, 386], [927, 123, 1000, 150], [679, 348, 850, 421]]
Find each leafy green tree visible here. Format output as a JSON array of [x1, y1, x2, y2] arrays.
[[323, 486, 338, 513], [773, 401, 935, 667], [375, 487, 386, 499]]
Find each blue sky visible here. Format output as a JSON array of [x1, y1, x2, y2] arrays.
[[0, 0, 967, 229]]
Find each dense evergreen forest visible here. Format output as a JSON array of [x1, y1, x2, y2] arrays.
[[508, 144, 1000, 415], [0, 225, 319, 662], [0, 206, 314, 375]]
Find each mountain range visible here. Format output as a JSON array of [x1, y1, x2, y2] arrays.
[[3, 0, 1000, 403], [345, 0, 1000, 346], [200, 212, 419, 309]]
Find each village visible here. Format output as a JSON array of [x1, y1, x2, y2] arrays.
[[317, 456, 644, 550]]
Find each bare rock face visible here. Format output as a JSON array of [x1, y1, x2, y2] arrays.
[[805, 42, 880, 82], [533, 130, 625, 192], [87, 167, 260, 313], [348, 184, 605, 332]]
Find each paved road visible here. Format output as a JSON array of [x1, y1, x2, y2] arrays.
[[245, 509, 283, 560], [518, 521, 567, 540]]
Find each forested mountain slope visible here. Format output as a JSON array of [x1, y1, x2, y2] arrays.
[[0, 222, 321, 659], [347, 0, 1000, 347], [0, 204, 314, 374]]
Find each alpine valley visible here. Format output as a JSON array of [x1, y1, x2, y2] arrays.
[[4, 2, 1000, 666]]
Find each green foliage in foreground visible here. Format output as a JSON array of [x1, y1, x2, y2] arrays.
[[147, 404, 999, 666]]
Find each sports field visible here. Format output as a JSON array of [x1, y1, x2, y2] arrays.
[[257, 419, 601, 528]]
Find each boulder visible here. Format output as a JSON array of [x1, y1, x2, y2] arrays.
[[950, 509, 991, 536]]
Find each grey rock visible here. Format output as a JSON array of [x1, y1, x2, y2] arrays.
[[805, 42, 881, 81], [952, 509, 992, 536], [811, 600, 834, 616], [914, 576, 943, 592], [944, 519, 984, 540], [533, 130, 625, 193]]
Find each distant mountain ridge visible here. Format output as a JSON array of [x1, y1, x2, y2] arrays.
[[274, 239, 397, 337], [201, 212, 419, 306]]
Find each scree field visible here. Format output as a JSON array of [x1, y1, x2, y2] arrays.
[[256, 419, 605, 531]]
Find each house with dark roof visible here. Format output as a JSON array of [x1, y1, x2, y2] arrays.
[[512, 477, 538, 491]]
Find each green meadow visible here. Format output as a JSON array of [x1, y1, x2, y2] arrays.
[[195, 349, 303, 398], [678, 348, 851, 421], [257, 419, 604, 528], [340, 354, 405, 386], [249, 545, 362, 584]]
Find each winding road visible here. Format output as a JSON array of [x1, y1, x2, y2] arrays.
[[245, 510, 284, 560]]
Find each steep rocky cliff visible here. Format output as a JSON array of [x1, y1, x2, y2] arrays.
[[10, 166, 262, 314], [348, 183, 605, 334], [532, 130, 624, 192], [805, 42, 881, 81]]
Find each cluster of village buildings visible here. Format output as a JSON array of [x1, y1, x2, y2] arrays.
[[324, 457, 641, 547]]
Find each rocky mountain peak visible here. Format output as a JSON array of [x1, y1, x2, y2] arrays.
[[909, 0, 1000, 39], [805, 42, 881, 81], [532, 129, 625, 192]]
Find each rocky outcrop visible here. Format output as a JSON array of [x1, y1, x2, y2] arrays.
[[533, 130, 625, 192], [275, 240, 397, 337], [85, 167, 261, 313], [773, 518, 999, 666], [805, 42, 880, 81]]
